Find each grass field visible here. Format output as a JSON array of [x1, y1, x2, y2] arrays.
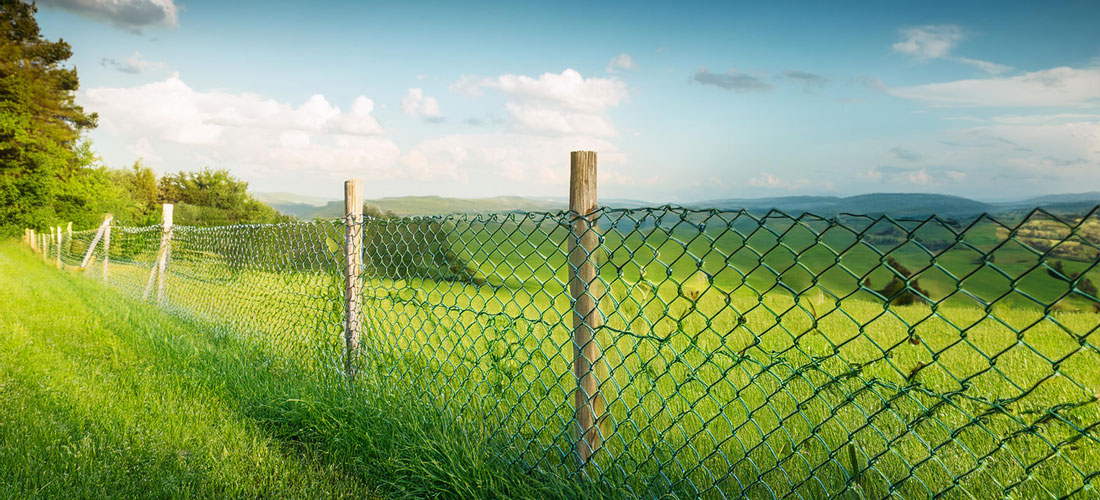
[[0, 241, 615, 500], [45, 208, 1100, 499]]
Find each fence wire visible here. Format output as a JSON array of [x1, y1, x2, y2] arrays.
[[36, 205, 1100, 500]]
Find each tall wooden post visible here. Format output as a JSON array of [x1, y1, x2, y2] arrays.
[[156, 204, 173, 303], [42, 233, 48, 262], [55, 226, 62, 268], [344, 179, 364, 379], [30, 229, 36, 252], [568, 150, 606, 467], [103, 215, 113, 280]]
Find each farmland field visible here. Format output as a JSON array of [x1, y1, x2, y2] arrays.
[[46, 207, 1100, 499]]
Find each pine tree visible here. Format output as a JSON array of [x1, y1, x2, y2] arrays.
[[0, 0, 98, 234]]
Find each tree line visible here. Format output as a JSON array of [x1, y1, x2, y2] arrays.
[[0, 0, 288, 235]]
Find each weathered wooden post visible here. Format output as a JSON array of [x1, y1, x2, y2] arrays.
[[156, 204, 173, 303], [102, 214, 113, 281], [568, 150, 606, 467], [55, 226, 62, 268], [29, 229, 36, 251], [344, 179, 364, 379], [42, 232, 49, 262], [142, 204, 173, 301]]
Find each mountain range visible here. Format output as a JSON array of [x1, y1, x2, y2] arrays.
[[254, 191, 1100, 220]]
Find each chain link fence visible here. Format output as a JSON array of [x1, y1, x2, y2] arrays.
[[29, 202, 1100, 500]]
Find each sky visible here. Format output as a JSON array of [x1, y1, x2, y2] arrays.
[[30, 0, 1100, 203]]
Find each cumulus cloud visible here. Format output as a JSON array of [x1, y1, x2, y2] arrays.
[[893, 25, 964, 59], [863, 166, 966, 186], [79, 74, 399, 179], [892, 25, 1011, 75], [38, 0, 178, 33], [78, 74, 642, 191], [452, 69, 628, 136], [781, 70, 828, 92], [401, 88, 443, 122], [747, 173, 809, 190], [890, 67, 1100, 107], [399, 133, 628, 185], [606, 53, 636, 72], [693, 68, 774, 92], [889, 147, 923, 162], [100, 51, 164, 74]]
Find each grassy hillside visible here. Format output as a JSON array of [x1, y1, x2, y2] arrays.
[[53, 203, 1100, 499], [0, 242, 603, 500]]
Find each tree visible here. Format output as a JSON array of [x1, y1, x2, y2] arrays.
[[873, 256, 931, 306], [108, 160, 159, 224], [0, 0, 98, 235], [156, 168, 291, 226]]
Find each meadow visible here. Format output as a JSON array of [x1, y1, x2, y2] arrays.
[[43, 207, 1100, 499]]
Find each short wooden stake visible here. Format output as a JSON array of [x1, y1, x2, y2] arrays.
[[568, 150, 606, 467], [102, 215, 113, 281], [55, 226, 62, 268], [142, 205, 173, 301], [80, 220, 109, 268], [344, 179, 364, 379], [156, 204, 173, 303]]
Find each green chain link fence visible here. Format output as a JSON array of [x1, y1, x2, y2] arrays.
[[32, 202, 1100, 499]]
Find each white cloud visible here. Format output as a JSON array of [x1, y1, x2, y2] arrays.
[[401, 88, 443, 122], [606, 53, 636, 72], [100, 51, 165, 74], [128, 137, 161, 161], [893, 25, 964, 59], [890, 67, 1100, 107], [82, 74, 386, 145], [400, 133, 627, 185], [908, 169, 931, 185], [79, 74, 400, 180], [452, 69, 628, 136], [892, 24, 1010, 75], [954, 57, 1012, 76], [38, 0, 178, 33], [746, 173, 810, 190]]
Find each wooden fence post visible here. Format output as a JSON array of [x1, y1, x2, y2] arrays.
[[80, 220, 108, 268], [43, 232, 49, 262], [102, 215, 112, 281], [29, 229, 35, 251], [344, 179, 364, 379], [156, 204, 173, 303], [55, 226, 62, 268], [568, 150, 606, 467]]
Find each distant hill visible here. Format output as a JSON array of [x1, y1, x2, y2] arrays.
[[258, 191, 1100, 220], [253, 192, 331, 207], [265, 195, 568, 219], [690, 193, 993, 218]]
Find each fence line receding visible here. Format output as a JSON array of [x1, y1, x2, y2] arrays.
[[24, 151, 1100, 500]]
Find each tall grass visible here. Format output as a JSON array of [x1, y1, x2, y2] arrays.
[[68, 217, 1100, 500], [0, 242, 615, 499]]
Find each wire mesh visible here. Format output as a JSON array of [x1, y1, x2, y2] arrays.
[[37, 205, 1100, 499]]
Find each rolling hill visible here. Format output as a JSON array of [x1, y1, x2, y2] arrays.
[[255, 192, 1100, 220]]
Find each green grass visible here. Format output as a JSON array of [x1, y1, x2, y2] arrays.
[[0, 242, 612, 500], [51, 211, 1100, 500]]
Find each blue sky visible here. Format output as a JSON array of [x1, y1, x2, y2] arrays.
[[32, 0, 1100, 202]]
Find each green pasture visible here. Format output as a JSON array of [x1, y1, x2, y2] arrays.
[[52, 210, 1100, 500]]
